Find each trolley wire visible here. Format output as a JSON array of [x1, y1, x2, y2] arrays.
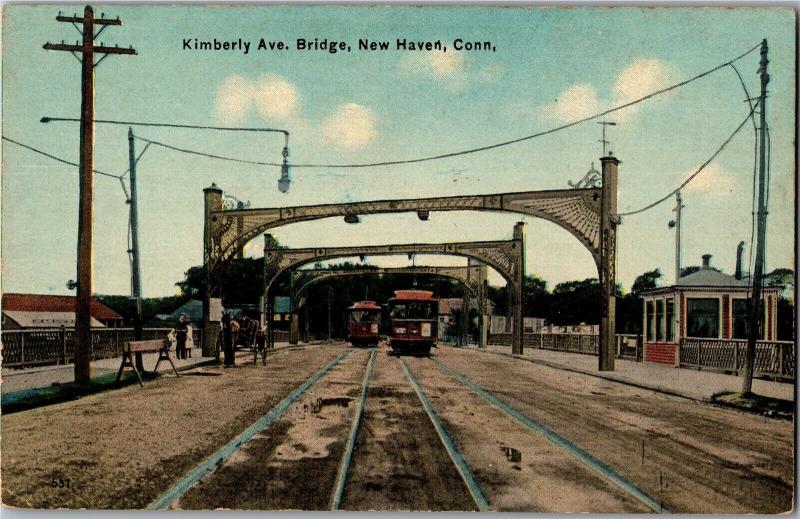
[[729, 62, 760, 281], [2, 135, 123, 179], [134, 135, 284, 167], [616, 98, 760, 217], [133, 42, 762, 170]]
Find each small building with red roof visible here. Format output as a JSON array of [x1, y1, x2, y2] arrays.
[[1, 293, 124, 329]]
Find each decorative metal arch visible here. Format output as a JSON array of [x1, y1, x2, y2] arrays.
[[262, 226, 524, 351], [202, 156, 620, 369], [205, 188, 601, 278], [290, 264, 487, 310]]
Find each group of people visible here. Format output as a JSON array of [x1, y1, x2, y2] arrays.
[[220, 311, 270, 367], [171, 311, 272, 367]]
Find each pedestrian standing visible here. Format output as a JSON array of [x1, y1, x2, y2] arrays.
[[222, 309, 235, 367], [175, 313, 190, 360]]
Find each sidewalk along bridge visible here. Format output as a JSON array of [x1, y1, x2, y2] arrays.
[[260, 225, 523, 352], [202, 155, 620, 369], [289, 264, 488, 345]]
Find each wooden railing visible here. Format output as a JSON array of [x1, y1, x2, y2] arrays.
[[679, 338, 794, 381], [1, 327, 203, 369]]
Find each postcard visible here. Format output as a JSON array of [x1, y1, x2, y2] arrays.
[[1, 4, 795, 513]]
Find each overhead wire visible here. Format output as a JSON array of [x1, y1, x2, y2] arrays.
[[729, 62, 760, 280], [2, 135, 123, 179], [617, 98, 760, 217], [132, 42, 762, 170]]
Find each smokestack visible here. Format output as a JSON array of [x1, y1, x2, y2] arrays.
[[735, 241, 746, 280], [702, 254, 712, 269]]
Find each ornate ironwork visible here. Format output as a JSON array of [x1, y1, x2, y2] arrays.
[[263, 237, 520, 298], [290, 265, 486, 308], [206, 188, 600, 277]]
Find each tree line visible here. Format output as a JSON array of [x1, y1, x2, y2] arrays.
[[97, 258, 794, 340]]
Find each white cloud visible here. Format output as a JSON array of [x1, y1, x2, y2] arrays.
[[214, 74, 255, 124], [539, 83, 600, 123], [213, 73, 299, 124], [535, 58, 679, 125], [252, 74, 299, 119], [321, 103, 377, 150], [612, 58, 679, 121], [685, 163, 739, 194], [398, 51, 468, 92]]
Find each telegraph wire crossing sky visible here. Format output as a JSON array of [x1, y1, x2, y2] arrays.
[[1, 6, 795, 297]]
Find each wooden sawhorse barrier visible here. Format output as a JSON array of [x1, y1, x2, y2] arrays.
[[116, 339, 179, 387]]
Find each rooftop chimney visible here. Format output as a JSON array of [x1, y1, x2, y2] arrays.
[[735, 241, 745, 280], [702, 254, 712, 269]]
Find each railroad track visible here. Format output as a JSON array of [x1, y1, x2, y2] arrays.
[[148, 344, 668, 512]]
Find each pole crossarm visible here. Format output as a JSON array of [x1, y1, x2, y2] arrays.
[[43, 43, 136, 55], [290, 264, 486, 305], [207, 188, 601, 276], [56, 14, 122, 25]]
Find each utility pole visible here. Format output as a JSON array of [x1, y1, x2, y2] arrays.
[[128, 128, 144, 371], [598, 121, 617, 157], [44, 6, 136, 384], [669, 191, 684, 283], [327, 286, 332, 342], [743, 39, 769, 396]]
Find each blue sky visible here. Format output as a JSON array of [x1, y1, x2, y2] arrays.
[[1, 6, 795, 297]]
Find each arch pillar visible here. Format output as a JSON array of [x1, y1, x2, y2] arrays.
[[512, 222, 526, 355], [202, 183, 223, 358], [599, 156, 620, 371]]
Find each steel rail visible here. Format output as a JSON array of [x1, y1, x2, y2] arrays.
[[431, 357, 669, 513], [329, 348, 377, 510], [148, 348, 351, 510], [400, 358, 491, 511]]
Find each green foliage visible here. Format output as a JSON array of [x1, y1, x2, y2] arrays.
[[631, 268, 661, 294]]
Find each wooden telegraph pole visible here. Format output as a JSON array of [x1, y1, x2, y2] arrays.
[[742, 40, 770, 396], [44, 6, 136, 384]]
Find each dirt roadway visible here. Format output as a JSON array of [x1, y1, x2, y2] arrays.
[[1, 343, 793, 512], [403, 355, 649, 512], [177, 348, 372, 510], [339, 349, 477, 511], [1, 344, 347, 509], [432, 346, 794, 514]]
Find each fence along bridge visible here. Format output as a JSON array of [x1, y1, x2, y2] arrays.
[[202, 156, 620, 369]]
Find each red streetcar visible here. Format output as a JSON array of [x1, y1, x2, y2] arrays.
[[347, 301, 382, 346], [387, 290, 439, 355]]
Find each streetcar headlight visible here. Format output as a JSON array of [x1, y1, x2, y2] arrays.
[[395, 327, 406, 334], [421, 323, 431, 337]]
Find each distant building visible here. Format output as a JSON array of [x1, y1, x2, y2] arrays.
[[165, 299, 203, 325], [489, 315, 547, 334], [1, 293, 123, 329], [640, 254, 780, 366], [437, 298, 463, 338]]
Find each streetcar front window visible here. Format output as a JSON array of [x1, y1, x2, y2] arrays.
[[350, 310, 378, 322], [390, 302, 435, 319]]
